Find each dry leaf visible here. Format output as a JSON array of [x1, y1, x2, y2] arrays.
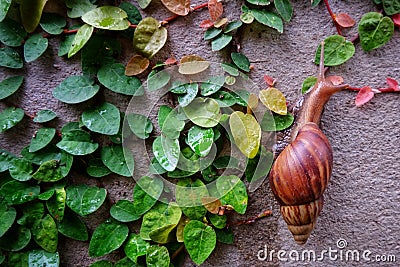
[[335, 13, 356, 28], [161, 0, 190, 16], [263, 75, 276, 87], [199, 19, 214, 28], [208, 0, 223, 21], [179, 54, 210, 74], [125, 55, 150, 76], [201, 197, 222, 214], [214, 18, 228, 28]]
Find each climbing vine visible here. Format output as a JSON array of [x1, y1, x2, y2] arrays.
[[0, 0, 399, 266]]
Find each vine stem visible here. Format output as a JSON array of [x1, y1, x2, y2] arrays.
[[227, 210, 273, 227], [323, 0, 342, 35]]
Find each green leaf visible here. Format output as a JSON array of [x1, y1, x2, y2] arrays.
[[229, 111, 261, 159], [382, 0, 400, 15], [68, 24, 94, 58], [224, 20, 243, 33], [46, 187, 66, 221], [40, 13, 66, 35], [158, 105, 185, 139], [0, 0, 11, 21], [209, 213, 227, 229], [32, 160, 62, 182], [97, 63, 143, 96], [124, 233, 150, 263], [17, 202, 44, 227], [133, 176, 164, 215], [86, 158, 111, 177], [213, 156, 241, 170], [58, 35, 75, 57], [126, 113, 153, 139], [274, 0, 293, 22], [9, 158, 33, 181], [115, 257, 135, 267], [311, 0, 322, 6], [52, 75, 99, 104], [82, 6, 130, 30], [0, 225, 31, 251], [177, 83, 198, 107], [183, 220, 216, 265], [5, 251, 28, 266], [147, 71, 171, 91], [314, 35, 355, 66], [101, 145, 134, 177], [231, 52, 250, 72], [0, 107, 24, 132], [137, 0, 152, 9], [57, 130, 98, 155], [90, 260, 112, 267], [0, 203, 16, 238], [152, 135, 180, 171], [0, 47, 23, 68], [66, 184, 107, 216], [146, 245, 170, 267], [28, 250, 59, 267], [140, 202, 181, 240], [301, 76, 317, 94], [204, 27, 222, 40], [29, 127, 56, 152], [246, 0, 271, 5], [21, 145, 60, 165], [211, 34, 233, 51], [133, 17, 168, 58], [0, 180, 39, 205], [65, 0, 96, 18], [38, 189, 54, 201], [186, 125, 214, 157], [216, 175, 248, 214], [31, 214, 58, 253], [200, 76, 225, 96], [23, 33, 48, 62], [251, 9, 283, 33], [245, 147, 273, 184], [89, 218, 129, 257], [261, 111, 294, 131], [33, 110, 57, 123], [210, 91, 238, 107], [240, 12, 255, 24], [58, 209, 88, 241], [358, 12, 394, 51], [221, 63, 240, 76], [0, 18, 27, 46], [19, 0, 47, 32], [110, 200, 140, 222], [176, 179, 208, 220], [0, 149, 17, 172], [119, 2, 142, 25], [183, 97, 221, 128], [215, 228, 234, 244], [81, 102, 120, 135]]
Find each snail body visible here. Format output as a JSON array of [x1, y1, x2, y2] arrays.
[[269, 43, 348, 244]]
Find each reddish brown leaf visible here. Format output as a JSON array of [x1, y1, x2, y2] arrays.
[[392, 14, 400, 27], [326, 75, 344, 85], [201, 197, 222, 214], [386, 77, 399, 91], [263, 75, 276, 87], [355, 86, 374, 107], [165, 57, 177, 65], [199, 19, 214, 28], [335, 13, 356, 28], [208, 0, 223, 21], [161, 0, 190, 16], [125, 55, 150, 76]]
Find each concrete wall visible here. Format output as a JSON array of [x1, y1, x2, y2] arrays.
[[1, 0, 399, 266]]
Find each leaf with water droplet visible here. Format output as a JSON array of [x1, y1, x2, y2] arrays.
[[29, 127, 56, 152], [152, 135, 180, 172], [0, 180, 39, 205], [66, 184, 106, 216], [68, 24, 93, 58], [251, 9, 283, 33], [82, 6, 130, 30], [176, 179, 209, 220], [56, 130, 98, 155], [33, 110, 57, 123], [124, 233, 150, 263], [31, 214, 58, 253], [81, 102, 120, 135], [0, 107, 24, 132], [358, 12, 394, 51], [146, 245, 170, 267], [101, 145, 134, 177], [9, 158, 33, 181], [110, 200, 140, 222], [216, 175, 248, 214], [183, 97, 221, 128]]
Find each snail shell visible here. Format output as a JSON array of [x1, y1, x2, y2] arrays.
[[269, 42, 348, 244]]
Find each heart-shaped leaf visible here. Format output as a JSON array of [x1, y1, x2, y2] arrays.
[[183, 97, 221, 128], [57, 130, 98, 155], [358, 12, 394, 51], [29, 127, 56, 152], [0, 107, 24, 132], [24, 34, 48, 62], [82, 6, 130, 30], [259, 87, 287, 115], [314, 35, 355, 66], [52, 75, 99, 104], [31, 214, 58, 253], [32, 160, 63, 182], [186, 125, 214, 157], [0, 76, 23, 100], [133, 17, 167, 58], [101, 145, 134, 177], [216, 175, 248, 214], [0, 180, 40, 205], [382, 0, 400, 15], [0, 47, 23, 68], [9, 158, 33, 181], [110, 200, 140, 222], [82, 102, 120, 135], [66, 184, 107, 216]]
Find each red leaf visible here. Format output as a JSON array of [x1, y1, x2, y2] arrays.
[[355, 86, 374, 107], [335, 13, 356, 28], [208, 0, 223, 21], [386, 77, 399, 91], [326, 75, 344, 85], [165, 57, 177, 65], [392, 14, 400, 27], [199, 19, 214, 28], [263, 75, 276, 87]]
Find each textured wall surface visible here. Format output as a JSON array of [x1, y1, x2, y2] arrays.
[[1, 0, 399, 266]]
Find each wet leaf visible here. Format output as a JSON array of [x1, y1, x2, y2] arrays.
[[40, 13, 66, 35], [0, 107, 24, 132], [46, 187, 66, 221], [101, 145, 134, 177], [161, 0, 190, 16], [33, 110, 57, 123], [358, 12, 394, 51], [115, 257, 135, 267], [81, 102, 120, 135], [86, 158, 111, 178], [179, 55, 210, 74], [216, 175, 248, 214], [176, 179, 209, 220], [99, 63, 143, 95], [29, 128, 56, 152], [209, 213, 227, 229], [0, 18, 27, 47], [58, 209, 88, 241], [58, 35, 75, 57], [137, 0, 152, 9], [110, 200, 140, 222], [231, 52, 250, 72], [259, 87, 287, 115], [261, 111, 294, 131], [314, 35, 355, 66], [229, 111, 261, 159], [60, 151, 73, 177], [0, 76, 23, 100], [125, 55, 150, 76], [0, 149, 17, 172], [31, 214, 58, 253], [158, 105, 185, 139], [21, 145, 60, 165], [28, 250, 59, 267], [66, 184, 107, 216], [204, 27, 222, 40], [120, 2, 142, 25], [32, 160, 62, 182], [274, 0, 293, 22], [251, 9, 283, 33], [383, 0, 400, 15], [200, 76, 225, 96], [146, 245, 170, 267], [208, 0, 223, 21], [183, 97, 221, 128], [65, 0, 96, 18], [82, 6, 130, 30], [0, 0, 11, 21], [124, 233, 150, 263], [68, 24, 93, 58], [9, 158, 33, 181], [152, 135, 180, 171], [17, 202, 44, 227], [0, 47, 23, 68], [147, 71, 171, 91], [126, 113, 153, 139], [335, 13, 355, 28], [39, 189, 54, 201], [19, 0, 47, 33], [183, 220, 216, 265], [89, 218, 129, 257], [133, 17, 168, 58], [178, 83, 198, 106], [355, 86, 374, 107], [24, 33, 48, 62], [211, 34, 232, 51], [0, 203, 16, 238], [56, 130, 98, 155], [0, 225, 31, 251], [186, 125, 214, 157], [301, 76, 317, 94], [53, 75, 99, 104]]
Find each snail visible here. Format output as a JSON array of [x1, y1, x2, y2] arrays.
[[269, 42, 348, 245]]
